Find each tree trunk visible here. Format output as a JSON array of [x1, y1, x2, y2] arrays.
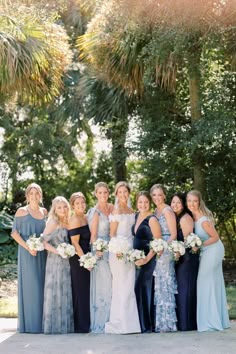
[[110, 116, 128, 183], [188, 47, 206, 198]]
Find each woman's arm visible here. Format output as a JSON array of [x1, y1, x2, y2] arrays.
[[164, 209, 177, 242], [11, 208, 37, 256], [68, 218, 84, 257], [43, 221, 59, 255], [135, 216, 161, 266], [180, 214, 194, 238], [201, 220, 220, 246], [89, 212, 99, 244]]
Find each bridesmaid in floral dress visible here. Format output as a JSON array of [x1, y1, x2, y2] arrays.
[[150, 184, 177, 332], [42, 196, 74, 334], [87, 182, 114, 333]]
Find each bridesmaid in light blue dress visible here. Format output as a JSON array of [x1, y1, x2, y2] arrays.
[[150, 184, 178, 332], [187, 190, 230, 332], [11, 183, 47, 333], [87, 182, 113, 333]]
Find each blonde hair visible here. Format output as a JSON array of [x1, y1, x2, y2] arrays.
[[48, 196, 70, 225], [187, 190, 215, 224], [114, 181, 131, 195], [150, 183, 167, 196], [94, 182, 110, 195], [25, 183, 43, 204], [69, 192, 86, 208]]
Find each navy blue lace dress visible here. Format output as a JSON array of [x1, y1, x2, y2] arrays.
[[68, 225, 91, 333], [132, 214, 156, 333]]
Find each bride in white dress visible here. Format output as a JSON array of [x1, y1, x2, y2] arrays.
[[105, 181, 141, 334]]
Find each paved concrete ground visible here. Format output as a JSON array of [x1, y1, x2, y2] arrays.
[[0, 318, 236, 354]]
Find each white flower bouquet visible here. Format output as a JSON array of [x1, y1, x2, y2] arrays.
[[79, 252, 97, 270], [92, 238, 109, 253], [168, 240, 186, 261], [185, 232, 202, 254], [126, 249, 146, 265], [150, 239, 168, 258], [108, 237, 131, 260], [57, 243, 76, 259], [26, 234, 44, 251]]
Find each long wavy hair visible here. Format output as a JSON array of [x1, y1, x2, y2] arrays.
[[171, 192, 192, 227], [48, 196, 70, 225], [187, 190, 215, 224]]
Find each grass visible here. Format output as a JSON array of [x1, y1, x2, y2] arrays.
[[0, 287, 235, 319], [0, 296, 17, 318]]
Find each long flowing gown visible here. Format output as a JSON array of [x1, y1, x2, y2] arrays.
[[154, 207, 177, 332], [43, 227, 74, 334], [195, 216, 230, 332], [175, 215, 199, 331], [105, 213, 141, 334], [87, 208, 112, 333], [12, 214, 46, 333], [132, 214, 156, 333], [68, 225, 91, 333]]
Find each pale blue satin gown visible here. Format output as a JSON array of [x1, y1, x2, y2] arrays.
[[195, 216, 230, 331], [87, 208, 112, 333]]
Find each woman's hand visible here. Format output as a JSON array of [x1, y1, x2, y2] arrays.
[[135, 258, 147, 267], [28, 248, 37, 256], [96, 251, 103, 258]]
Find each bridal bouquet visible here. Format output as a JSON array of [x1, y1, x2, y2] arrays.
[[26, 234, 44, 251], [92, 238, 109, 253], [150, 239, 168, 258], [168, 240, 185, 261], [126, 249, 146, 265], [79, 252, 97, 270], [185, 232, 202, 253], [57, 243, 76, 259], [108, 237, 131, 260]]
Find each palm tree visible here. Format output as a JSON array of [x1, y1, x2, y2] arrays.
[[77, 0, 236, 196], [0, 2, 71, 103]]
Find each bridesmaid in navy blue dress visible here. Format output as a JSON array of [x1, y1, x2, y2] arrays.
[[132, 191, 162, 333], [171, 192, 199, 331], [68, 192, 91, 333]]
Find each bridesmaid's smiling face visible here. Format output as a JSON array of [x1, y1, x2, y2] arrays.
[[95, 186, 109, 203], [137, 195, 151, 213], [151, 188, 165, 207], [73, 196, 86, 215], [55, 201, 69, 219], [171, 196, 184, 215], [186, 194, 199, 213], [26, 187, 41, 205]]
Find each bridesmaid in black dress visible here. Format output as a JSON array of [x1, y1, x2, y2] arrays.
[[171, 192, 199, 331], [68, 192, 91, 333], [132, 191, 162, 333]]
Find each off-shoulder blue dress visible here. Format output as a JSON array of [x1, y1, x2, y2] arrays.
[[12, 213, 46, 333]]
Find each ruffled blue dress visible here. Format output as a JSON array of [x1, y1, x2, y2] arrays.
[[12, 213, 46, 333]]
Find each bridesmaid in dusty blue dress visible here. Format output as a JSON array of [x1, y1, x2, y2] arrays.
[[87, 182, 113, 333], [171, 192, 199, 331], [187, 190, 230, 332], [42, 196, 74, 334], [68, 192, 91, 333], [132, 191, 161, 333], [150, 184, 177, 332], [11, 183, 47, 333]]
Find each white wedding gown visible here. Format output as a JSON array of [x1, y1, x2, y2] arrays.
[[105, 213, 141, 334]]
